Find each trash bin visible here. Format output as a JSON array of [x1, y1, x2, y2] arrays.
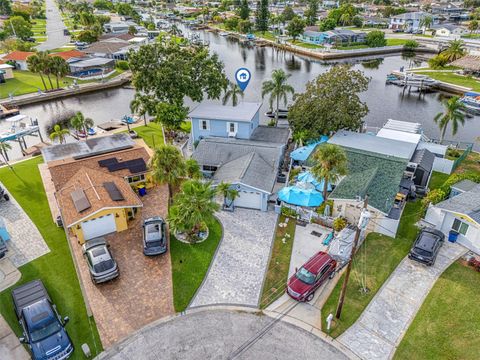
[[448, 230, 459, 243], [138, 185, 147, 197]]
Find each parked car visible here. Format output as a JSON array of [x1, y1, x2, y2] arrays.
[[287, 251, 337, 302], [142, 216, 167, 256], [12, 280, 73, 360], [82, 237, 119, 284], [392, 28, 403, 33], [408, 228, 445, 266], [0, 185, 10, 201]]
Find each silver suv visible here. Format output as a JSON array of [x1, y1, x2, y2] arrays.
[[82, 238, 119, 284]]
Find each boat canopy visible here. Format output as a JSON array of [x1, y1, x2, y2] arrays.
[[5, 114, 28, 123], [290, 136, 328, 162]]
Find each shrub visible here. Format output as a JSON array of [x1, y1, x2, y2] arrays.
[[352, 16, 363, 28], [447, 148, 461, 158], [365, 30, 386, 47], [316, 200, 334, 215], [421, 188, 446, 212], [441, 172, 480, 194], [428, 54, 448, 69], [288, 166, 301, 184], [281, 206, 298, 218], [333, 217, 347, 232], [224, 17, 239, 30], [404, 40, 419, 50], [116, 60, 129, 70]]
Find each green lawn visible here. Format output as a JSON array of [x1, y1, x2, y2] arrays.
[[0, 157, 102, 359], [394, 262, 480, 360], [289, 40, 324, 49], [128, 123, 165, 148], [253, 31, 276, 41], [260, 215, 296, 308], [386, 38, 408, 46], [335, 44, 369, 50], [414, 71, 480, 92], [428, 171, 450, 190], [321, 199, 423, 337], [461, 34, 480, 39], [170, 217, 222, 312]]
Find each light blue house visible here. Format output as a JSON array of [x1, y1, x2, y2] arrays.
[[190, 102, 262, 142]]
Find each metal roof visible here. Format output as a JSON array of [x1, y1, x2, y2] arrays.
[[189, 102, 262, 122], [377, 128, 422, 145], [69, 57, 114, 68], [451, 179, 478, 193], [328, 130, 417, 160], [383, 119, 422, 134]]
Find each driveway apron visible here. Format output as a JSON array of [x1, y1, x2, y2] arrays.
[[189, 209, 277, 308], [338, 241, 466, 360]]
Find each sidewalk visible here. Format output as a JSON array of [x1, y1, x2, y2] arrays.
[[0, 315, 29, 360]]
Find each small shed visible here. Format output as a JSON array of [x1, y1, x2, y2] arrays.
[[0, 64, 14, 82]]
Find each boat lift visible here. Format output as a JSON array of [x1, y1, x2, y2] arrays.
[[0, 114, 44, 160]]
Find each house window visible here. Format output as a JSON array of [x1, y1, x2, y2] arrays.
[[203, 165, 217, 172], [452, 218, 469, 235], [200, 120, 209, 130], [229, 122, 236, 133], [127, 173, 145, 184]]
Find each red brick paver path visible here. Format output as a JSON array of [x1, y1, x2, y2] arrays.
[[69, 185, 174, 348]]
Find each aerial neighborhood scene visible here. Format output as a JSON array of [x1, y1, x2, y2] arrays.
[[1, 0, 480, 358]]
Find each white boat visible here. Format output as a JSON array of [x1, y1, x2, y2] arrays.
[[402, 73, 438, 87], [219, 32, 229, 37], [460, 92, 480, 113]]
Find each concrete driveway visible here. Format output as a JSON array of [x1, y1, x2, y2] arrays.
[[70, 185, 174, 348], [96, 308, 351, 360], [189, 209, 277, 308], [338, 241, 466, 360]]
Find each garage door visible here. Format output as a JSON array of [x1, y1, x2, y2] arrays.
[[81, 214, 116, 240], [234, 190, 262, 210]]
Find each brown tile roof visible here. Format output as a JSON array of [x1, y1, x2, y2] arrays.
[[3, 51, 35, 61], [56, 167, 143, 227], [49, 50, 87, 60], [83, 40, 131, 55], [48, 146, 151, 191], [451, 55, 480, 72], [100, 33, 135, 41]]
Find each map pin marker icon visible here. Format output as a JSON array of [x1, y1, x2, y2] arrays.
[[235, 68, 251, 92]]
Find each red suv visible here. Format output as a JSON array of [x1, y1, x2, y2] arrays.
[[287, 251, 337, 302]]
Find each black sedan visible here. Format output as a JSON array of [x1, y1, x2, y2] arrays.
[[409, 229, 445, 266], [142, 217, 168, 256]]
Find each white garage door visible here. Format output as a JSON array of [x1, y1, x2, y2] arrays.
[[234, 190, 262, 210], [81, 213, 117, 240]]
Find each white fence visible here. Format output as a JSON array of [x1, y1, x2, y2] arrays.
[[432, 157, 454, 174]]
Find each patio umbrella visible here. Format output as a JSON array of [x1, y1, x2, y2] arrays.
[[278, 186, 324, 207], [297, 171, 332, 192], [290, 136, 329, 162]]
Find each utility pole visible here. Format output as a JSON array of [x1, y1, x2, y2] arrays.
[[335, 195, 370, 319]]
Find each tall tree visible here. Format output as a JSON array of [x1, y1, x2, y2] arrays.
[[216, 181, 240, 209], [151, 144, 186, 202], [50, 56, 70, 89], [185, 158, 201, 179], [4, 16, 32, 40], [168, 180, 219, 243], [262, 69, 295, 126], [255, 0, 269, 33], [37, 51, 54, 90], [49, 124, 70, 144], [311, 144, 348, 199], [128, 42, 228, 130], [70, 112, 94, 138], [222, 81, 244, 106], [239, 0, 250, 20], [282, 6, 295, 22], [419, 15, 433, 33], [441, 39, 466, 61], [286, 16, 305, 43], [305, 0, 319, 26], [289, 65, 370, 141], [27, 54, 48, 91], [434, 96, 467, 142]]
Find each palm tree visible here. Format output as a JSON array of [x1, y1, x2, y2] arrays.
[[216, 182, 239, 210], [434, 96, 467, 142], [442, 40, 466, 62], [168, 180, 219, 243], [70, 112, 94, 139], [0, 142, 13, 171], [311, 144, 348, 200], [26, 54, 48, 91], [222, 81, 244, 106], [468, 20, 478, 34], [50, 56, 70, 89], [130, 95, 150, 126], [37, 51, 54, 90], [49, 124, 70, 144], [151, 144, 186, 202], [261, 69, 295, 126], [185, 158, 201, 179], [292, 130, 309, 147], [419, 15, 433, 33], [340, 12, 352, 26]]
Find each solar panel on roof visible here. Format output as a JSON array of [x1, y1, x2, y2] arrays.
[[71, 189, 91, 212], [105, 158, 146, 173], [98, 158, 118, 167], [103, 182, 124, 201]]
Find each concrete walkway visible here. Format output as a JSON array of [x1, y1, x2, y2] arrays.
[[96, 308, 351, 360], [37, 0, 69, 51], [338, 241, 466, 360], [0, 315, 29, 360], [189, 209, 277, 308]]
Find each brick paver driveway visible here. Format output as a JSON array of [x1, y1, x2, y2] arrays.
[[69, 185, 174, 348], [189, 209, 277, 308]]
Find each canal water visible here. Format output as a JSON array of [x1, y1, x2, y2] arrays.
[[5, 28, 480, 159]]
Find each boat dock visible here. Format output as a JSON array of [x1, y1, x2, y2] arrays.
[[0, 115, 45, 160], [390, 70, 471, 95], [0, 105, 20, 119]]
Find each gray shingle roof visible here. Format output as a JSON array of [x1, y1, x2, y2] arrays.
[[188, 102, 262, 122], [249, 126, 290, 144], [411, 148, 435, 172], [451, 179, 478, 193], [436, 184, 480, 224]]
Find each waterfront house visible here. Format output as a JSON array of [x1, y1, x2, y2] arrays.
[[82, 39, 134, 60], [389, 12, 437, 32], [300, 29, 366, 46], [424, 182, 480, 254], [41, 133, 154, 244], [190, 102, 290, 211], [2, 51, 35, 70], [68, 57, 116, 80], [431, 24, 468, 38], [0, 63, 14, 82]]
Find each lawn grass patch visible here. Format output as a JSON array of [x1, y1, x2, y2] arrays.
[[289, 40, 324, 49], [260, 215, 296, 308], [415, 71, 480, 92], [253, 31, 276, 41], [0, 157, 102, 359], [428, 171, 450, 191], [335, 44, 369, 50], [0, 71, 72, 98], [386, 38, 408, 46], [394, 262, 480, 360], [128, 123, 165, 149], [170, 217, 222, 312]]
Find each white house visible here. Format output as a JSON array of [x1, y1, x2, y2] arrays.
[[424, 181, 480, 254], [389, 12, 437, 32], [432, 24, 468, 38]]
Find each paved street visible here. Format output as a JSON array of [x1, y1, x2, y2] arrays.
[[338, 241, 466, 360], [37, 0, 70, 51], [96, 309, 351, 360], [189, 209, 277, 308]]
